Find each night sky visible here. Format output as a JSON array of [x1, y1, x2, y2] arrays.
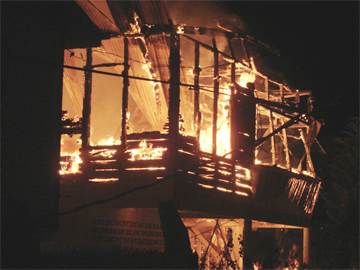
[[218, 1, 359, 138]]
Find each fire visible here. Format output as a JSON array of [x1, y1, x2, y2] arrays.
[[59, 153, 82, 175], [238, 71, 255, 88], [126, 140, 167, 161], [90, 149, 117, 158], [96, 137, 120, 146], [176, 24, 186, 34], [127, 11, 141, 35], [198, 69, 256, 157]]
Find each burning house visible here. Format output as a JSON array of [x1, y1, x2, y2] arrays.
[[3, 1, 321, 269]]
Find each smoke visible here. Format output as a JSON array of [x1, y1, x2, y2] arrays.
[[166, 1, 246, 65], [166, 1, 245, 30]]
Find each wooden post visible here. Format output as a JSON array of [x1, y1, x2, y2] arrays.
[[230, 62, 236, 159], [265, 77, 276, 165], [212, 38, 219, 157], [280, 84, 291, 169], [230, 62, 236, 187], [81, 48, 92, 150], [194, 42, 201, 154], [303, 227, 310, 265], [241, 38, 250, 66], [212, 38, 219, 184], [243, 218, 252, 269], [121, 37, 129, 148], [300, 129, 314, 173], [168, 32, 180, 170], [281, 118, 291, 170], [80, 48, 92, 178]]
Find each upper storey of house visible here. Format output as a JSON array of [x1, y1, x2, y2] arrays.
[[59, 1, 321, 227]]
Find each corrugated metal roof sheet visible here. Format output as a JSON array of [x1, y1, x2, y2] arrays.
[[75, 0, 171, 35], [75, 0, 120, 34], [133, 0, 171, 25]]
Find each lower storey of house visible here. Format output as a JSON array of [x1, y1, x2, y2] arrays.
[[41, 207, 310, 269]]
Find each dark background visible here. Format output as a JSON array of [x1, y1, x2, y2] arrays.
[[220, 1, 359, 138]]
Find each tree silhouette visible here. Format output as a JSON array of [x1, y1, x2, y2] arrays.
[[311, 117, 359, 269]]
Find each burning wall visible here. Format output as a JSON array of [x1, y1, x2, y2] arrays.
[[62, 31, 317, 175], [60, 2, 321, 214]]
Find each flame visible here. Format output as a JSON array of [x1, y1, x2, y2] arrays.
[[96, 137, 120, 146], [238, 72, 256, 88], [199, 85, 231, 156], [127, 11, 141, 35], [176, 24, 186, 34], [59, 153, 82, 175], [126, 140, 167, 161]]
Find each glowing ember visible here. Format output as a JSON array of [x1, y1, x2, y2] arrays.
[[197, 183, 215, 189], [90, 149, 117, 158], [89, 178, 119, 182], [286, 177, 321, 214], [125, 167, 166, 171], [216, 187, 232, 193], [235, 191, 249, 196], [235, 182, 252, 190]]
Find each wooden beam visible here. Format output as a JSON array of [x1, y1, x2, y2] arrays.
[[121, 37, 129, 148], [168, 32, 180, 170], [300, 129, 315, 173], [212, 38, 219, 157], [194, 42, 201, 154], [265, 77, 276, 165], [282, 127, 291, 169], [81, 48, 92, 150]]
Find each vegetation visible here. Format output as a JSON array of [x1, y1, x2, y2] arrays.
[[311, 117, 359, 269]]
